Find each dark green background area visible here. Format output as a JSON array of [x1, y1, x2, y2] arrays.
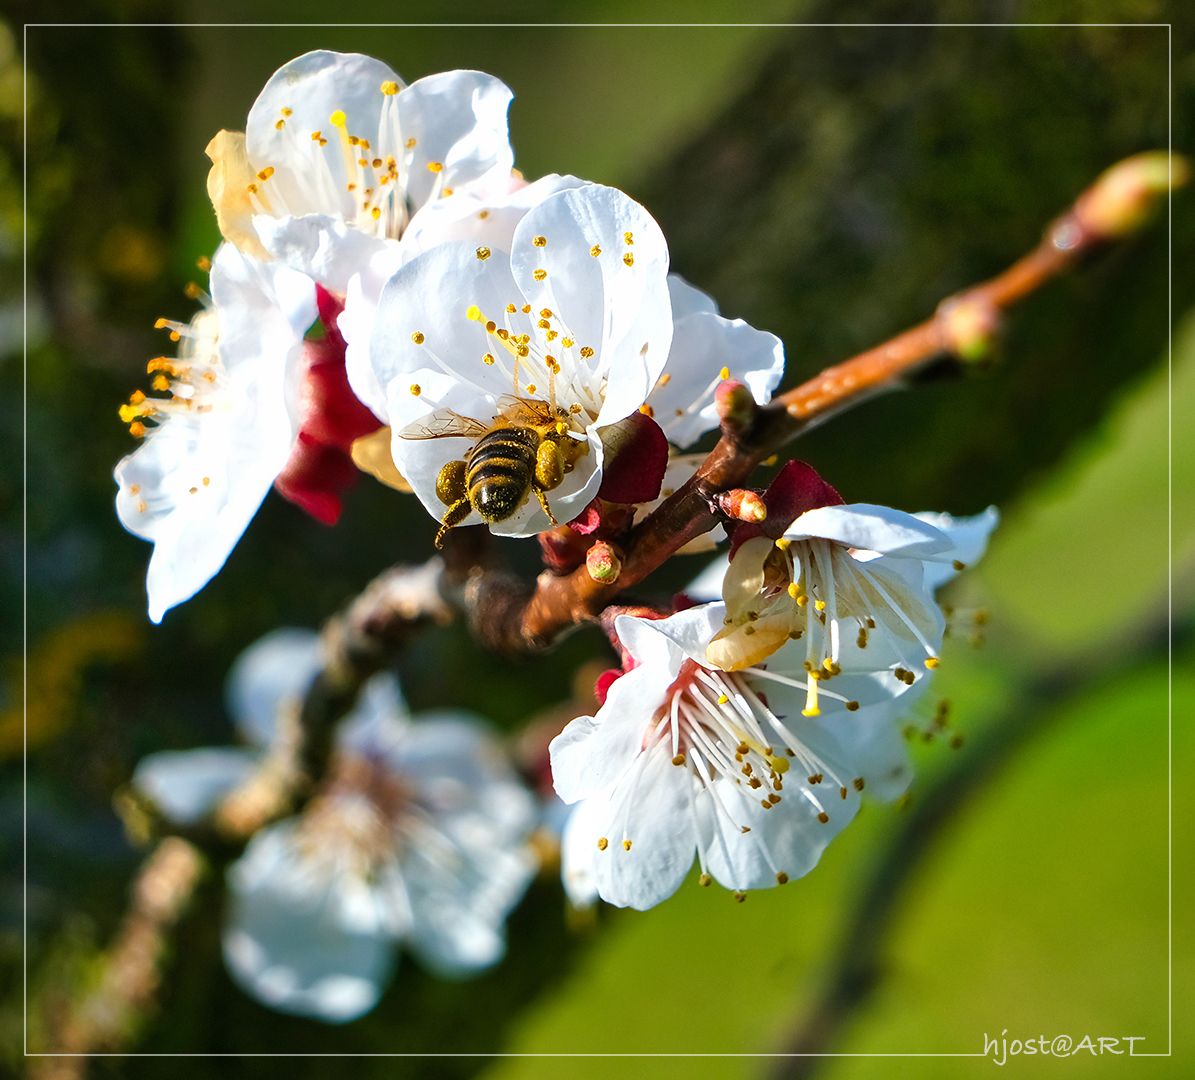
[[5, 4, 1189, 1076]]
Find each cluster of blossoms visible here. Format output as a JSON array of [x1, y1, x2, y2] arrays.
[[117, 50, 997, 1017], [134, 628, 538, 1021]]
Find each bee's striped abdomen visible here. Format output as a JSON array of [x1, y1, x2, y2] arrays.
[[466, 427, 538, 522]]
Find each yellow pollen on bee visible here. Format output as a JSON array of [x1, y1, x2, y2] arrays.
[[580, 347, 594, 358], [623, 253, 634, 267], [533, 235, 547, 247], [411, 332, 425, 344], [410, 384, 421, 396], [427, 161, 443, 173], [590, 245, 601, 257], [533, 269, 547, 281], [381, 80, 400, 95], [622, 840, 632, 851], [329, 110, 347, 127], [597, 837, 609, 851]]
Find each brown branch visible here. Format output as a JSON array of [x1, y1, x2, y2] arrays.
[[31, 838, 205, 1080], [503, 152, 1183, 652]]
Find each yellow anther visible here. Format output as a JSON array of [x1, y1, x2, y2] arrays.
[[787, 583, 801, 599], [525, 383, 535, 393], [274, 119, 285, 130], [496, 328, 510, 340], [953, 559, 966, 571], [466, 305, 482, 321], [427, 161, 443, 173], [562, 337, 574, 348], [476, 247, 491, 260], [717, 693, 729, 704], [380, 80, 400, 95], [371, 206, 381, 220], [478, 209, 490, 219], [482, 353, 495, 365], [925, 656, 940, 669], [597, 837, 608, 851], [129, 485, 141, 495], [623, 253, 634, 267], [405, 137, 417, 149], [845, 700, 860, 712], [590, 245, 601, 257], [840, 786, 848, 799], [411, 332, 425, 344], [202, 477, 210, 486], [580, 346, 594, 358], [521, 305, 531, 315], [814, 600, 826, 611], [538, 319, 550, 329], [853, 777, 865, 791], [189, 486, 198, 495], [796, 594, 809, 607], [329, 110, 347, 127], [776, 872, 789, 885], [137, 500, 148, 512], [256, 166, 274, 181], [720, 366, 730, 380], [196, 256, 211, 272], [152, 374, 169, 391], [533, 269, 547, 281], [410, 384, 421, 396], [624, 231, 633, 244], [485, 320, 497, 333], [817, 812, 829, 824], [506, 304, 517, 313], [533, 235, 547, 247], [700, 873, 712, 887], [770, 756, 789, 774], [540, 308, 553, 318], [311, 130, 323, 142], [775, 537, 791, 550], [622, 839, 632, 851], [639, 404, 654, 417]]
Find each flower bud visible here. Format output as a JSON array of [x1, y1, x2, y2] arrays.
[[715, 379, 756, 429], [716, 488, 768, 523], [938, 294, 1002, 364], [586, 541, 622, 584], [1074, 151, 1190, 239]]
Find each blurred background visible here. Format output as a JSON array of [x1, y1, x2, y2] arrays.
[[5, 3, 1192, 1077]]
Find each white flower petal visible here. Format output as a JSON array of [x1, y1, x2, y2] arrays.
[[915, 506, 1000, 590], [132, 748, 259, 825], [224, 627, 324, 745], [788, 503, 952, 556], [224, 820, 400, 1023], [587, 742, 697, 910], [652, 275, 785, 448], [254, 213, 391, 295]]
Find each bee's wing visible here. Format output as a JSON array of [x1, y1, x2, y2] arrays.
[[399, 409, 492, 441], [493, 394, 558, 425]]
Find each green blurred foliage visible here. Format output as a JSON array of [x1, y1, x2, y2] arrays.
[[7, 5, 1189, 1076]]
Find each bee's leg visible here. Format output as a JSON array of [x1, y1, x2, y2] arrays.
[[535, 439, 566, 492], [435, 498, 473, 548], [532, 486, 560, 528]]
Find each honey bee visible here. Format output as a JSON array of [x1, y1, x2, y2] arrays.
[[401, 396, 588, 547]]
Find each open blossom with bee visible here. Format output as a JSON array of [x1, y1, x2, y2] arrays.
[[368, 182, 785, 541], [133, 628, 538, 1022]]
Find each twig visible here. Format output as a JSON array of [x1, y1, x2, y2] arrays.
[[31, 838, 205, 1080]]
